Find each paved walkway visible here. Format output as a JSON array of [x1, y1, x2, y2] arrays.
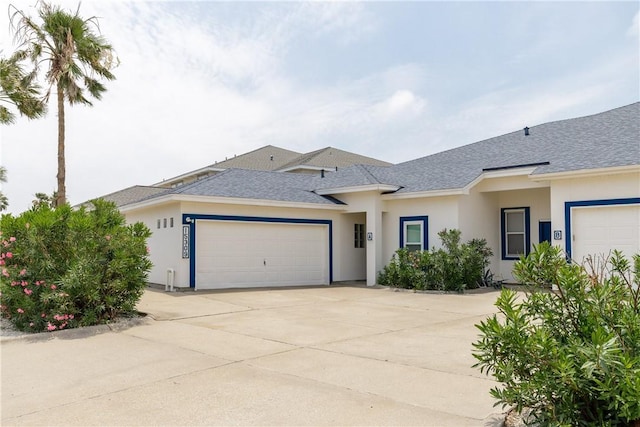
[[1, 286, 506, 426]]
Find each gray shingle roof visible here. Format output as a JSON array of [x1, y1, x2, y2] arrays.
[[167, 169, 341, 205], [118, 102, 638, 207], [386, 102, 640, 193], [93, 185, 170, 207]]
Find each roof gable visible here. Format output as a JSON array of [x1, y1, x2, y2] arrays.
[[277, 147, 392, 172]]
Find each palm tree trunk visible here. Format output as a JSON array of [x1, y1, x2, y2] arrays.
[[56, 84, 66, 207]]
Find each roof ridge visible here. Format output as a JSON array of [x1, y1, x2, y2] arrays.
[[354, 164, 381, 184], [208, 144, 301, 167], [170, 168, 235, 194]]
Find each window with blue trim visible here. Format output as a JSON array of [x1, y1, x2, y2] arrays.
[[399, 216, 428, 252], [501, 207, 530, 260]]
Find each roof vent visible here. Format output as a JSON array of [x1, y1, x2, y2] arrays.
[[321, 169, 325, 178], [270, 155, 274, 161], [524, 126, 530, 136]]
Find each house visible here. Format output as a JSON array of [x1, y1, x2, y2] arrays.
[[109, 102, 639, 290]]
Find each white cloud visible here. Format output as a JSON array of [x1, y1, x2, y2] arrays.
[[376, 90, 426, 119], [628, 10, 639, 37]]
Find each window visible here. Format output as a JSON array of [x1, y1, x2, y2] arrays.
[[501, 207, 530, 260], [163, 218, 167, 228], [354, 224, 365, 248], [399, 216, 428, 252], [170, 217, 174, 228], [157, 219, 161, 229]]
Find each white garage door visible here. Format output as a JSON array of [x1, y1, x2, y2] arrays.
[[195, 221, 329, 289], [572, 204, 640, 264]]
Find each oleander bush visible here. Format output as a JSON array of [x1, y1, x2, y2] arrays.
[[473, 242, 640, 426], [0, 200, 152, 332], [377, 229, 492, 292]]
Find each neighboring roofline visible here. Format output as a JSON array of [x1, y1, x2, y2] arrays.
[[277, 165, 337, 173], [314, 184, 401, 195], [152, 166, 225, 187], [119, 193, 348, 213], [529, 164, 640, 180]]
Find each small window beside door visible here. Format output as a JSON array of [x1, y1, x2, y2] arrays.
[[354, 224, 365, 248]]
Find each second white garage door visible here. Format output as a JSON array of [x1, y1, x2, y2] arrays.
[[195, 221, 329, 289], [572, 204, 640, 264]]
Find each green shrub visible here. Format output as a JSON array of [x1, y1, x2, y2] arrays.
[[0, 200, 152, 332], [378, 229, 493, 292], [473, 243, 640, 426]]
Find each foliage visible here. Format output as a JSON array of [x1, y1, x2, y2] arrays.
[[10, 2, 118, 206], [378, 229, 493, 292], [473, 242, 640, 426], [0, 166, 7, 212], [0, 51, 46, 124], [0, 199, 152, 332]]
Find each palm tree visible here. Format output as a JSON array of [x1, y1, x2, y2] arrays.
[[0, 51, 46, 124], [11, 2, 117, 206]]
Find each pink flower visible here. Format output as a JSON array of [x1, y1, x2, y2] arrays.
[[1, 269, 8, 277], [0, 260, 5, 266], [47, 322, 56, 331], [60, 322, 67, 329], [24, 289, 33, 295], [17, 308, 24, 314], [5, 252, 12, 258], [69, 314, 74, 319], [9, 237, 16, 242], [19, 269, 26, 276], [29, 322, 34, 327], [21, 281, 28, 287], [41, 313, 46, 318], [35, 281, 41, 286], [50, 284, 57, 290]]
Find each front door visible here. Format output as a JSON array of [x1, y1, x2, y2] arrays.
[[539, 221, 551, 244]]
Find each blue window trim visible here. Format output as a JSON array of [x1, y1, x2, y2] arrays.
[[564, 197, 640, 259], [182, 214, 333, 289], [501, 207, 531, 260], [399, 216, 429, 250]]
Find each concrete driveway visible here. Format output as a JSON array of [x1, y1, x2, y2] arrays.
[[1, 285, 505, 426]]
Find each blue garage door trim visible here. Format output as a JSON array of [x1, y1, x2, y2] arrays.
[[183, 214, 333, 288], [564, 197, 640, 259]]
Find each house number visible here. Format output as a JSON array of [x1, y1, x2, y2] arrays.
[[182, 225, 190, 258], [553, 230, 562, 240]]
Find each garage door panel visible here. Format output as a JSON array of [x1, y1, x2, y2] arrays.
[[573, 205, 640, 264], [195, 221, 329, 289]]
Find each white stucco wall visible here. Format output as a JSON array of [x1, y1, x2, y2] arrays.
[[458, 188, 500, 274], [549, 170, 640, 258], [382, 196, 460, 265], [124, 203, 183, 287]]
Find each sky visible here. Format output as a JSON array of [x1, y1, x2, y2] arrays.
[[1, 0, 638, 214]]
